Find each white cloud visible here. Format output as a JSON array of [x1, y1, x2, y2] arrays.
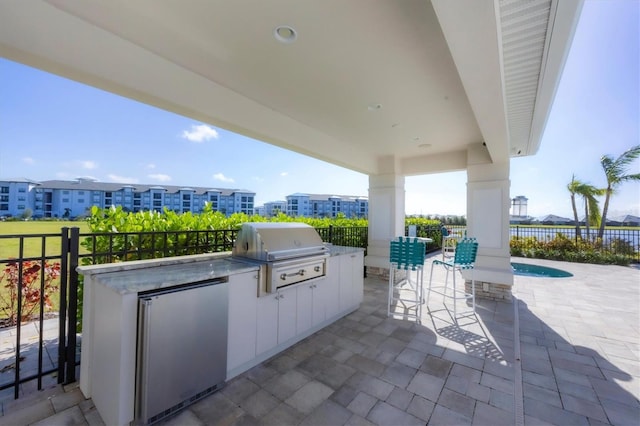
[[280, 172, 289, 177], [107, 174, 138, 184], [146, 163, 156, 169], [182, 124, 219, 142], [148, 173, 172, 182], [80, 160, 98, 170], [213, 173, 234, 183], [22, 157, 34, 165]]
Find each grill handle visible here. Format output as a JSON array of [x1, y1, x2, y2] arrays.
[[280, 269, 306, 280]]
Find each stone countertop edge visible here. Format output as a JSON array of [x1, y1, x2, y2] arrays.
[[76, 246, 363, 295], [76, 252, 233, 275], [325, 245, 365, 256]]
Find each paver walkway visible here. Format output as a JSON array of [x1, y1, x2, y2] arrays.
[[0, 256, 638, 425]]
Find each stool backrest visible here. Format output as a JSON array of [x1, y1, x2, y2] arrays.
[[453, 238, 478, 267], [390, 237, 425, 270]]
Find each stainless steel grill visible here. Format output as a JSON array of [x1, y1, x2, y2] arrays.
[[231, 222, 329, 296]]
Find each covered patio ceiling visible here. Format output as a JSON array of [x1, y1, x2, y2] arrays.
[[0, 0, 582, 176]]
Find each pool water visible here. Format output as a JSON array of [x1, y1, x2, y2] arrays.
[[511, 262, 573, 278]]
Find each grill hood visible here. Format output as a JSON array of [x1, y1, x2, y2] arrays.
[[232, 222, 328, 262]]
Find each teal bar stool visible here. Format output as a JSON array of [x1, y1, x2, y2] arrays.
[[388, 237, 426, 323], [427, 237, 478, 322]]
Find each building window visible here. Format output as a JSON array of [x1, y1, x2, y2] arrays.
[[78, 199, 84, 203], [0, 187, 9, 194], [153, 193, 162, 200], [63, 190, 69, 195], [0, 204, 8, 210], [62, 198, 69, 203], [78, 191, 84, 195], [18, 187, 26, 193], [0, 195, 8, 202], [17, 205, 25, 210]]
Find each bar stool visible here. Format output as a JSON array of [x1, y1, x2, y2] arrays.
[[441, 226, 458, 260], [388, 237, 426, 323], [426, 237, 478, 322]]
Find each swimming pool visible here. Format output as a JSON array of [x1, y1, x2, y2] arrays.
[[511, 262, 573, 278]]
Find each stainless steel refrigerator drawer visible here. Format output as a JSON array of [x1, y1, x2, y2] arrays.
[[135, 279, 228, 425]]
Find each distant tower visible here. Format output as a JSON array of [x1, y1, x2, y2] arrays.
[[511, 196, 528, 217]]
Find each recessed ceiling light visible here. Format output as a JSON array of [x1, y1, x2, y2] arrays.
[[274, 25, 297, 44], [367, 104, 382, 111], [418, 143, 432, 148]]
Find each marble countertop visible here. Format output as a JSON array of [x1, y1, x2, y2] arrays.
[[77, 246, 364, 295], [325, 245, 365, 256]]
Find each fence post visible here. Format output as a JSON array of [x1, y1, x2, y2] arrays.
[[65, 227, 80, 384], [329, 225, 334, 244], [58, 228, 69, 384]]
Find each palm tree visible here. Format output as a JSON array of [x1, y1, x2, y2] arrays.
[[598, 145, 640, 239], [568, 176, 604, 240], [567, 175, 583, 238], [581, 185, 605, 240]]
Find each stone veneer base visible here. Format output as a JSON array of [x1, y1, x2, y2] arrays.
[[367, 267, 513, 302], [465, 280, 513, 302], [366, 266, 406, 284]]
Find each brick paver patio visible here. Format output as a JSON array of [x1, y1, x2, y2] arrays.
[[0, 256, 638, 425]]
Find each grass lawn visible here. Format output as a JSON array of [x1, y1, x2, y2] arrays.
[[0, 221, 89, 260]]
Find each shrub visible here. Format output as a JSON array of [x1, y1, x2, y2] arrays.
[[0, 260, 61, 326], [509, 234, 634, 266]]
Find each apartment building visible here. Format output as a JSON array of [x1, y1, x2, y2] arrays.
[[261, 201, 287, 218], [0, 178, 255, 218], [0, 178, 38, 218], [285, 193, 368, 218]]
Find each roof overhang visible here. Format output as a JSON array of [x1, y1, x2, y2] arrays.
[[0, 0, 583, 176]]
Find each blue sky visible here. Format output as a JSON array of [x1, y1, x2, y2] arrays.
[[1, 0, 638, 219]]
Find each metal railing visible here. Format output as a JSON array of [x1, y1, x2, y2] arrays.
[[510, 226, 640, 262]]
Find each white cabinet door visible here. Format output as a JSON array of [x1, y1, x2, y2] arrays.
[[351, 251, 364, 305], [338, 251, 365, 311], [256, 292, 279, 355], [277, 286, 297, 344], [227, 272, 258, 372], [324, 271, 340, 319], [311, 279, 327, 326], [338, 255, 353, 311], [296, 284, 313, 334]]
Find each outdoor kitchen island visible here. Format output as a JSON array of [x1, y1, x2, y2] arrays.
[[77, 245, 364, 426]]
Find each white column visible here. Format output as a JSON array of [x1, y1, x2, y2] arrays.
[[465, 145, 514, 298], [365, 169, 405, 272]]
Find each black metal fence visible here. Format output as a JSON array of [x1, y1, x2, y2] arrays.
[[1, 223, 638, 399]]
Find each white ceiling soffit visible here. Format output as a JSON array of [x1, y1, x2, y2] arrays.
[[432, 0, 583, 162], [0, 0, 582, 175], [500, 0, 584, 157]]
